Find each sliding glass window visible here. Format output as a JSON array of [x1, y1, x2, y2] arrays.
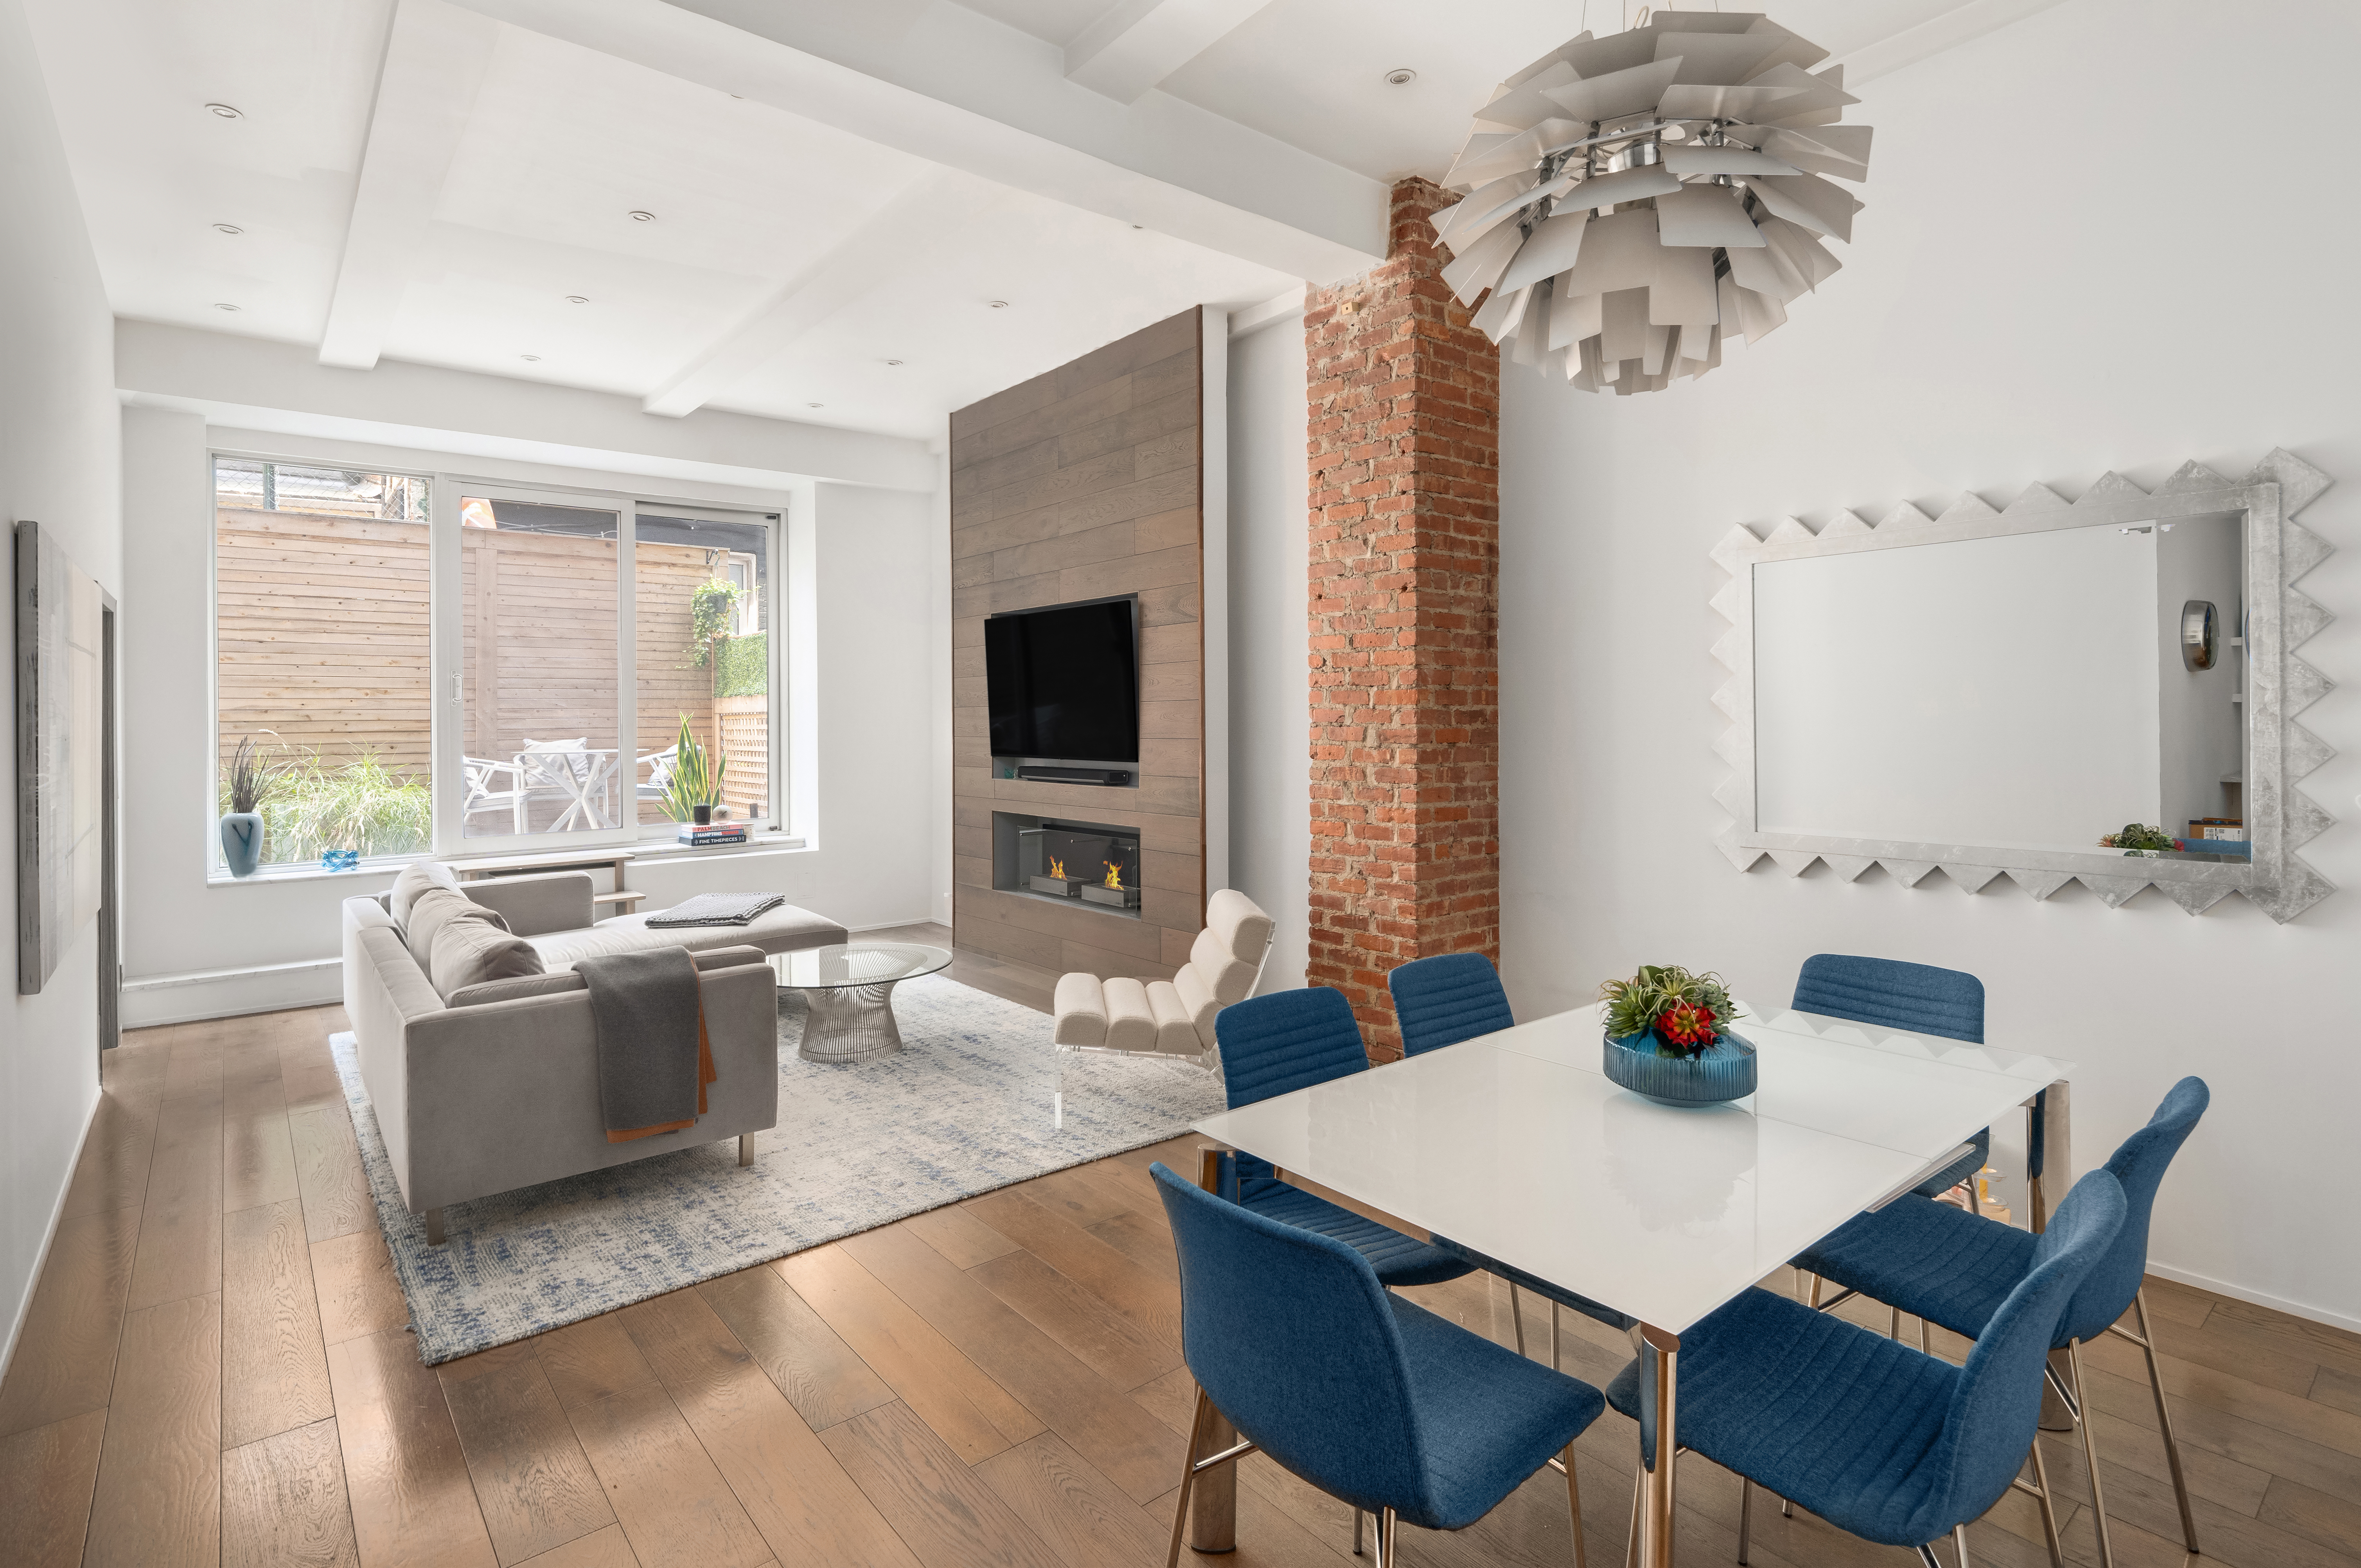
[[212, 457, 433, 869], [210, 454, 783, 872]]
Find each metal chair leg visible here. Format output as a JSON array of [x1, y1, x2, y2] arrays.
[[1781, 1495, 1793, 1518], [1916, 1549, 1944, 1568], [1511, 1281, 1527, 1356], [1165, 1388, 1212, 1568], [1562, 1441, 1587, 1568], [738, 1133, 755, 1167], [1808, 1273, 1822, 1308], [1890, 1304, 1901, 1339], [2133, 1290, 2201, 1553], [1353, 1507, 1366, 1556], [2067, 1340, 2116, 1568], [1373, 1506, 1398, 1568], [1552, 1299, 1563, 1372], [2027, 1438, 2065, 1568], [1625, 1462, 1642, 1568], [1738, 1477, 1753, 1567], [1919, 1315, 1931, 1354], [1953, 1522, 1971, 1567]]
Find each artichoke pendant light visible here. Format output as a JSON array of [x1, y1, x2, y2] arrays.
[[1433, 9, 1871, 395]]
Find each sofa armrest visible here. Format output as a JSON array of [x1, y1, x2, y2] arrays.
[[462, 871, 595, 937]]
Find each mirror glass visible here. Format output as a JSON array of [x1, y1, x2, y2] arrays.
[[1752, 513, 2247, 860]]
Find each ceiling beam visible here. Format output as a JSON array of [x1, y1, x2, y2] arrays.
[[316, 0, 501, 370], [1063, 0, 1281, 104], [643, 169, 1003, 417], [439, 0, 1386, 282]]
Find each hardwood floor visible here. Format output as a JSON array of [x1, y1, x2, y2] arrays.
[[5, 948, 2357, 1567]]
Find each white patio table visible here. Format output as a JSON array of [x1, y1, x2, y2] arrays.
[[1186, 1000, 2075, 1568]]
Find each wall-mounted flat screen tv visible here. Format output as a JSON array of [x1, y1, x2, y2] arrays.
[[984, 598, 1139, 763]]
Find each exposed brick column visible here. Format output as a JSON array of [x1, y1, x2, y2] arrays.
[[1304, 177, 1502, 1060]]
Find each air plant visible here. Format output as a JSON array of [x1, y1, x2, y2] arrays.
[[225, 735, 269, 816]]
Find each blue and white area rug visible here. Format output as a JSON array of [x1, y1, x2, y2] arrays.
[[329, 975, 1225, 1364]]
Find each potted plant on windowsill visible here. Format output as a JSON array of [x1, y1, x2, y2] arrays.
[[2099, 823, 2185, 858], [1597, 964, 1756, 1105], [661, 713, 727, 828], [219, 735, 270, 877]]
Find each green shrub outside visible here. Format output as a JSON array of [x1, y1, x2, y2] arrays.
[[219, 746, 431, 865], [714, 632, 768, 698]]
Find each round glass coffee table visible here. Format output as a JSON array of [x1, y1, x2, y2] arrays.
[[778, 943, 952, 1063]]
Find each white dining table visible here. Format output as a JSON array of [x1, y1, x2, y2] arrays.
[[1186, 1001, 2075, 1568]]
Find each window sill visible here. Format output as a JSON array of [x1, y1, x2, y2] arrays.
[[206, 835, 810, 887]]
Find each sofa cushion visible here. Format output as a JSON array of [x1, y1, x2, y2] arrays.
[[1144, 980, 1201, 1055], [447, 945, 769, 1008], [429, 912, 546, 1000], [390, 859, 460, 927], [404, 885, 507, 972], [1053, 972, 1110, 1046], [1102, 977, 1158, 1053], [528, 903, 846, 968], [1205, 888, 1275, 966]]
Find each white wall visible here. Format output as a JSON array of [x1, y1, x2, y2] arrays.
[[1496, 0, 2361, 1326], [1226, 313, 1310, 990], [117, 394, 941, 1025], [0, 0, 124, 1374]]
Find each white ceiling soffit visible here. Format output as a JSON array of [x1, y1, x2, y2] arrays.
[[439, 0, 1387, 282], [119, 320, 936, 492], [1065, 0, 1285, 103]]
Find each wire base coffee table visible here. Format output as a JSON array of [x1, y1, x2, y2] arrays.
[[777, 943, 952, 1063]]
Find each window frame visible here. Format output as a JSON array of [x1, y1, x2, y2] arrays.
[[208, 447, 789, 875]]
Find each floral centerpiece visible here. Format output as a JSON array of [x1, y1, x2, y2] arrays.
[[2099, 823, 2183, 857], [1597, 964, 1756, 1105]]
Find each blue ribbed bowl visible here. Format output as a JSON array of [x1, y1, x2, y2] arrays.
[[1603, 1029, 1757, 1106]]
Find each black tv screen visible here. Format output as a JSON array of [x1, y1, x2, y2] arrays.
[[984, 599, 1139, 764]]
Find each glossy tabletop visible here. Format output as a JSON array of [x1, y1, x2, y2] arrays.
[[775, 943, 951, 990], [1191, 1002, 2071, 1335]]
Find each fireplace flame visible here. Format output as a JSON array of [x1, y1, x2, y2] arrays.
[[1103, 861, 1125, 890], [1048, 856, 1065, 879]]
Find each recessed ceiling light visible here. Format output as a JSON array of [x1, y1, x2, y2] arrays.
[[205, 102, 243, 119], [1384, 68, 1417, 86], [213, 302, 240, 311], [564, 295, 589, 304], [628, 210, 656, 222], [212, 223, 243, 235], [520, 354, 541, 361], [985, 300, 1010, 309], [883, 359, 903, 366]]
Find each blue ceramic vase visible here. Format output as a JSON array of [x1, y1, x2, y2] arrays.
[[219, 812, 263, 878], [1603, 1027, 1757, 1106]]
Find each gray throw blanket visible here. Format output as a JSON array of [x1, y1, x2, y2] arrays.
[[647, 892, 787, 927], [575, 948, 705, 1140]]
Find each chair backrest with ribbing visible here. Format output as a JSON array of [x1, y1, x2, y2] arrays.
[[1150, 1161, 1430, 1518], [1794, 954, 1985, 1043], [1918, 1169, 2126, 1541], [1215, 987, 1369, 1108], [1388, 953, 1515, 1056], [2058, 1076, 2208, 1344]]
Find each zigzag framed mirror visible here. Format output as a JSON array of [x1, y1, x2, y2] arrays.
[[1710, 450, 2334, 921]]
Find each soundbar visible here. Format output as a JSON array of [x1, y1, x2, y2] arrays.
[[1016, 765, 1133, 786]]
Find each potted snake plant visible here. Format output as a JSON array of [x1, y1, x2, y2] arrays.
[[662, 713, 727, 826]]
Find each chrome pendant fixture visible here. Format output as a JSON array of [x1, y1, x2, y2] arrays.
[[1433, 10, 1871, 395]]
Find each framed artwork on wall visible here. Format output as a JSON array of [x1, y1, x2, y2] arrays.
[[16, 521, 105, 994]]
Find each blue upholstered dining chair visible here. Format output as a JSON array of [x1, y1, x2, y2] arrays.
[[1608, 1168, 2128, 1568], [1794, 953, 1992, 1207], [1389, 952, 1517, 1056], [1386, 952, 1636, 1365], [1793, 1077, 2210, 1568], [1210, 988, 1474, 1287], [1150, 1160, 1606, 1568]]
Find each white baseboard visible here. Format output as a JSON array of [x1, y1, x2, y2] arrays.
[[122, 957, 341, 1028], [2147, 1259, 2361, 1336], [0, 1086, 102, 1395]]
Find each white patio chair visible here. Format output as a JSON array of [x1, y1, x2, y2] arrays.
[[516, 739, 618, 832], [637, 746, 678, 809], [460, 756, 528, 832]]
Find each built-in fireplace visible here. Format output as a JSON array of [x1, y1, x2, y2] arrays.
[[991, 811, 1142, 914]]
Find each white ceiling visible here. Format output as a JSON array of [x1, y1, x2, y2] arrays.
[[25, 0, 1993, 447]]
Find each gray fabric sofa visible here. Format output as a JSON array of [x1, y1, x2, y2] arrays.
[[339, 866, 848, 1241]]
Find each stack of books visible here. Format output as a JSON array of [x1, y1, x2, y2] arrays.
[[677, 821, 749, 848]]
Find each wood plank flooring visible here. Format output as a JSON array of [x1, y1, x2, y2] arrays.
[[5, 931, 2357, 1566]]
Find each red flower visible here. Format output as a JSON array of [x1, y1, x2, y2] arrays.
[[1657, 1000, 1719, 1048]]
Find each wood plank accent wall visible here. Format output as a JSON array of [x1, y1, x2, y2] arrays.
[[950, 309, 1206, 983]]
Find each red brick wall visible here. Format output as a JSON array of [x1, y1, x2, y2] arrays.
[[1304, 177, 1502, 1059]]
